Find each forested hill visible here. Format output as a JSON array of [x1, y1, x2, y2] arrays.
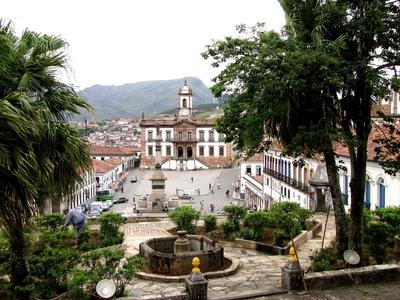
[[76, 77, 214, 121]]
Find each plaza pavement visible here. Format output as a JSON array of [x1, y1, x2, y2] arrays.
[[113, 166, 242, 215], [122, 213, 336, 299]]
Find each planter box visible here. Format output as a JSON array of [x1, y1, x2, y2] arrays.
[[233, 221, 322, 255]]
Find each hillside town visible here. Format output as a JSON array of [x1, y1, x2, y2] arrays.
[[2, 2, 400, 299]]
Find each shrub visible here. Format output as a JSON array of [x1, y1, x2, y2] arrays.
[[222, 205, 247, 231], [269, 202, 309, 237], [77, 226, 99, 251], [272, 229, 289, 247], [99, 212, 125, 247], [208, 230, 220, 239], [24, 225, 80, 299], [26, 246, 80, 298], [222, 221, 236, 241], [363, 207, 374, 226], [204, 215, 217, 232], [310, 245, 338, 272], [243, 211, 272, 241], [365, 221, 391, 264], [38, 213, 64, 230], [374, 207, 400, 238], [168, 206, 200, 234], [240, 228, 255, 240], [69, 248, 145, 298]]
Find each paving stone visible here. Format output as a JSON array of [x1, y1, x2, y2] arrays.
[[123, 213, 337, 298]]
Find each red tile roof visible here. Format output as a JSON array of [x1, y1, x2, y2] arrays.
[[244, 152, 264, 162], [89, 145, 140, 156], [266, 123, 400, 162], [254, 175, 263, 184], [334, 123, 400, 161], [91, 159, 119, 174]]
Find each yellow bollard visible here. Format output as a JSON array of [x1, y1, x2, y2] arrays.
[[289, 246, 298, 263], [192, 257, 200, 273]]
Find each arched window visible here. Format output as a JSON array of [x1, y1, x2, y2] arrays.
[[182, 98, 187, 108], [377, 178, 385, 208], [343, 174, 349, 205], [364, 175, 371, 210], [303, 167, 308, 184]]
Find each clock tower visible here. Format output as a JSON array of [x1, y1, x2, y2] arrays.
[[178, 80, 193, 118]]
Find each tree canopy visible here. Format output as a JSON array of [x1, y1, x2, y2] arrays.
[[0, 20, 92, 290], [203, 0, 400, 255]]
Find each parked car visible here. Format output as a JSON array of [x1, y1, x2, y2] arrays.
[[90, 201, 109, 212], [139, 193, 149, 201], [113, 197, 129, 203], [130, 176, 137, 183], [87, 208, 101, 219], [179, 193, 192, 199]]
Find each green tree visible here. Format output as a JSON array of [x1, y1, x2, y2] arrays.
[[0, 21, 92, 290], [222, 204, 247, 231], [203, 0, 400, 256], [203, 20, 350, 253], [168, 206, 200, 234], [99, 212, 125, 247]]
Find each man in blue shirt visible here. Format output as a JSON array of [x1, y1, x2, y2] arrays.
[[63, 208, 86, 235]]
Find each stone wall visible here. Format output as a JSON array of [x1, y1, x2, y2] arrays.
[[305, 264, 400, 290]]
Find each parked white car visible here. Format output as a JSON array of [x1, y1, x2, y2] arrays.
[[90, 201, 109, 212]]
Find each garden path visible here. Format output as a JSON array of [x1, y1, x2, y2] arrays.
[[122, 212, 336, 299]]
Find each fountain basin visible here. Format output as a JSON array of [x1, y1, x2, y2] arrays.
[[139, 235, 224, 276]]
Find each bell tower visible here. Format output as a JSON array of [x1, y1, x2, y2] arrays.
[[178, 80, 193, 117]]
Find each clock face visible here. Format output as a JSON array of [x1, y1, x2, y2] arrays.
[[180, 109, 189, 115]]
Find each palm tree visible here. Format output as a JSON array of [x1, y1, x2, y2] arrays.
[[0, 20, 92, 290]]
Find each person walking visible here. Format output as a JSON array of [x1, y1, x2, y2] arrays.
[[63, 208, 86, 236], [211, 188, 214, 194], [191, 177, 194, 183], [225, 189, 230, 198], [200, 199, 204, 210], [209, 183, 211, 190], [217, 183, 221, 190]]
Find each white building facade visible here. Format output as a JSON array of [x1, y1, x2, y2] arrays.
[[140, 82, 233, 170]]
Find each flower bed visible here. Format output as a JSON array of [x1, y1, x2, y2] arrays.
[[232, 220, 322, 254]]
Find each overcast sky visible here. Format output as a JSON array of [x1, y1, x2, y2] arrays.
[[3, 0, 285, 89]]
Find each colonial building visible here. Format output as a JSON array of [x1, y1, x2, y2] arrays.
[[239, 153, 264, 210], [140, 82, 233, 170], [42, 169, 97, 213], [90, 145, 140, 169], [240, 94, 400, 211], [91, 158, 125, 191]]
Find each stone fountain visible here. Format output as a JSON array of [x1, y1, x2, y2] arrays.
[[138, 231, 232, 278]]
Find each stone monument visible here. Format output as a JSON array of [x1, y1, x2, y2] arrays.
[[309, 161, 332, 212], [146, 123, 167, 212]]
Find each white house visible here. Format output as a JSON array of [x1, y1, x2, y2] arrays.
[[92, 158, 124, 191], [90, 145, 140, 169]]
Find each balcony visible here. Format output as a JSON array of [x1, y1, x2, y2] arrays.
[[170, 138, 199, 143], [264, 168, 311, 193]]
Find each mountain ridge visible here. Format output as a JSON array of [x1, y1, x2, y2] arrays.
[[76, 76, 214, 121]]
